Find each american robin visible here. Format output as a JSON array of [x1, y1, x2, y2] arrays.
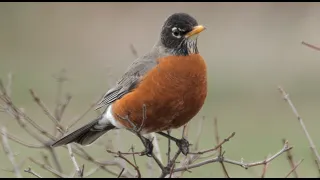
[[51, 12, 207, 156]]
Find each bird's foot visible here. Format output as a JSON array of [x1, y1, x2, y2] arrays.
[[140, 137, 154, 157], [176, 137, 190, 156]]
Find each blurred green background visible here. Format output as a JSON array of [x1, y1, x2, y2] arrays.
[[1, 2, 320, 178]]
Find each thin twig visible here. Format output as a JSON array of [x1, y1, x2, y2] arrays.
[[47, 147, 63, 173], [107, 149, 144, 156], [310, 148, 320, 177], [0, 129, 45, 149], [52, 69, 68, 121], [173, 141, 292, 173], [115, 152, 141, 178], [67, 100, 98, 129], [29, 89, 64, 132], [130, 146, 138, 167], [169, 162, 176, 178], [189, 132, 235, 155], [40, 152, 51, 167], [29, 157, 68, 178], [1, 93, 56, 141], [214, 118, 230, 178], [282, 139, 298, 178], [177, 117, 205, 178], [117, 168, 125, 178], [24, 167, 42, 178], [167, 130, 171, 165], [67, 144, 82, 177], [57, 94, 72, 122], [285, 159, 304, 178], [6, 73, 12, 98], [1, 159, 26, 173], [83, 167, 100, 178], [278, 86, 320, 165], [1, 127, 22, 178], [261, 154, 271, 178], [73, 144, 135, 177], [302, 41, 320, 51]]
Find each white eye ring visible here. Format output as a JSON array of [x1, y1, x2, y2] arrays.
[[172, 27, 181, 38]]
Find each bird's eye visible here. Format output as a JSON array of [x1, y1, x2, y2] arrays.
[[172, 27, 181, 38]]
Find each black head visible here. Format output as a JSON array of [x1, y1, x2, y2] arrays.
[[160, 13, 205, 56]]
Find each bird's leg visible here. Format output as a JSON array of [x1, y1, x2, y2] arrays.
[[157, 132, 190, 156], [117, 104, 154, 156], [135, 132, 154, 157]]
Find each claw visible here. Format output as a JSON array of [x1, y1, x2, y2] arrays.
[[176, 138, 190, 156]]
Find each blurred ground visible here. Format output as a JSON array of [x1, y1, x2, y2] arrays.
[[1, 2, 320, 178]]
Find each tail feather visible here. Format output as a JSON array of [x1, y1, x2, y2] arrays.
[[51, 117, 115, 147]]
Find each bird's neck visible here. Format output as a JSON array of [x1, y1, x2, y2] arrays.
[[152, 39, 199, 57]]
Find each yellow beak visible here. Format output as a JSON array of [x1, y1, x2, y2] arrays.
[[185, 25, 206, 38]]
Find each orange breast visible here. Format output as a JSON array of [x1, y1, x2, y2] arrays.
[[112, 54, 207, 133]]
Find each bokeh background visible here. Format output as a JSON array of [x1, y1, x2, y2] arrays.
[[1, 2, 320, 178]]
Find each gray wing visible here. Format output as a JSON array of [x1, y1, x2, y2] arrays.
[[95, 53, 158, 110]]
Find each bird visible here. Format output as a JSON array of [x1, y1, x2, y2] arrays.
[[51, 12, 207, 156]]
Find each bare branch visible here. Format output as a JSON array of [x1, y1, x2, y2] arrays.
[[285, 159, 304, 178], [0, 93, 56, 141], [75, 145, 135, 178], [310, 148, 320, 177], [67, 100, 97, 130], [83, 167, 100, 178], [214, 118, 230, 178], [1, 127, 22, 178], [29, 89, 65, 132], [167, 130, 171, 165], [6, 73, 12, 99], [40, 152, 51, 167], [169, 162, 175, 178], [24, 167, 42, 178], [0, 129, 45, 149], [29, 157, 68, 178], [278, 86, 320, 165], [67, 144, 82, 177], [173, 141, 292, 173], [52, 69, 68, 121], [302, 41, 320, 51], [57, 94, 72, 122], [47, 147, 63, 173], [117, 168, 125, 178], [115, 151, 141, 178], [261, 154, 271, 178], [1, 159, 26, 173], [194, 116, 205, 150], [282, 139, 298, 178], [189, 132, 235, 155]]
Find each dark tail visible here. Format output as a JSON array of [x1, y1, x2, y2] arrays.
[[51, 117, 115, 147]]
